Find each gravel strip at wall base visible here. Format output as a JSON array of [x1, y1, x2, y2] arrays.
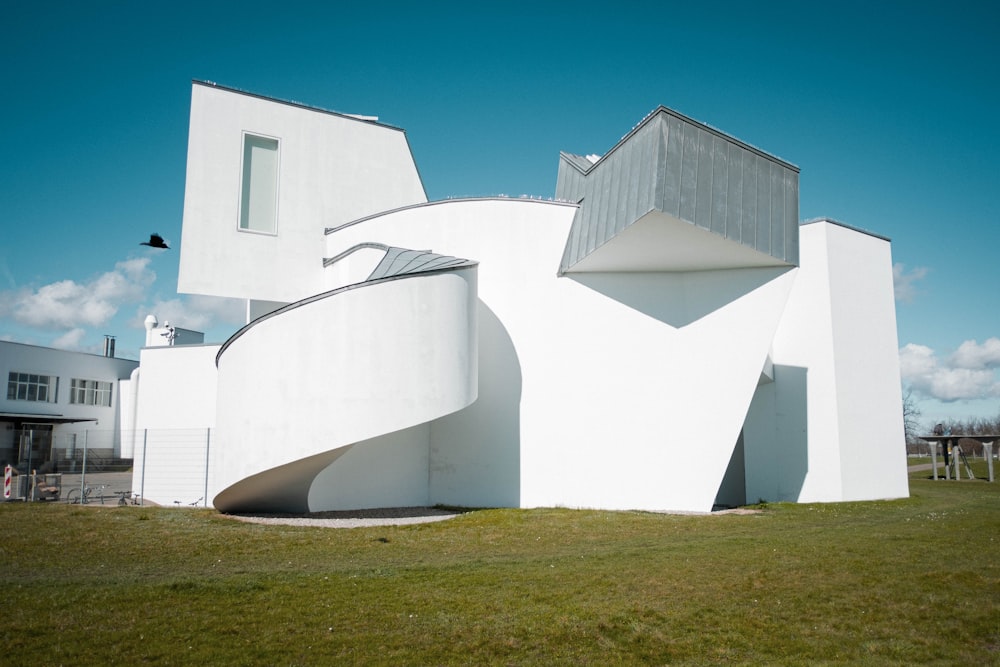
[[224, 506, 464, 528]]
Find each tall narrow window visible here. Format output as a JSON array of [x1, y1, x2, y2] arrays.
[[238, 133, 279, 234]]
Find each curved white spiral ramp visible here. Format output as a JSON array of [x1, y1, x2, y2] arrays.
[[211, 246, 478, 513]]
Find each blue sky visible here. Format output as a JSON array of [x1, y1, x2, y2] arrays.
[[1, 1, 997, 425]]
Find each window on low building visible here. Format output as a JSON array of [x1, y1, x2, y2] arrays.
[[238, 133, 279, 234], [7, 372, 58, 403], [69, 379, 113, 407]]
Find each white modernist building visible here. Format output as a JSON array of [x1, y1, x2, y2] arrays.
[[128, 81, 909, 513], [1, 340, 138, 473]]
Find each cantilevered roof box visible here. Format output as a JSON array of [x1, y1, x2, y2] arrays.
[[556, 107, 799, 272]]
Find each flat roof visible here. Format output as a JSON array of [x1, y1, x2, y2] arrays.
[[192, 80, 404, 132], [801, 217, 891, 242], [570, 105, 799, 177]]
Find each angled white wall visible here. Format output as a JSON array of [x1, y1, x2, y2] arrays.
[[327, 199, 797, 512], [744, 220, 908, 503], [823, 222, 908, 500], [178, 82, 427, 305]]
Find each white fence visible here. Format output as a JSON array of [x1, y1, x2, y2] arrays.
[[132, 429, 212, 507]]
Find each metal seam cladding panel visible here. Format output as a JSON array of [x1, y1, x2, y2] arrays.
[[628, 127, 647, 230], [652, 119, 668, 215], [742, 154, 757, 250], [585, 164, 603, 255], [592, 156, 610, 252], [574, 166, 593, 261], [756, 156, 771, 255], [662, 116, 684, 219], [556, 106, 799, 270], [679, 121, 699, 223], [633, 121, 653, 225], [621, 126, 639, 231], [785, 171, 799, 265], [608, 137, 628, 241], [726, 143, 743, 244], [598, 151, 616, 249], [566, 166, 586, 265], [588, 161, 608, 255], [695, 129, 714, 230], [628, 120, 652, 228], [770, 162, 785, 261], [711, 134, 729, 237], [554, 161, 571, 203]]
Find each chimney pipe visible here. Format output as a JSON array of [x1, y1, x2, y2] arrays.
[[103, 335, 116, 358]]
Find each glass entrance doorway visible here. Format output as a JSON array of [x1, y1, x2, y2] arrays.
[[17, 424, 54, 472]]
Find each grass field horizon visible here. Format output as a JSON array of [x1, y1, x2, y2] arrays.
[[1, 465, 997, 664]]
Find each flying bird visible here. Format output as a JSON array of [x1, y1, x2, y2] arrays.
[[140, 233, 169, 249]]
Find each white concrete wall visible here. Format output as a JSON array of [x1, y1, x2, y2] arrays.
[[128, 344, 220, 506], [744, 221, 908, 504], [825, 223, 908, 500], [427, 300, 523, 508], [178, 83, 427, 305], [327, 199, 797, 512], [308, 424, 431, 509], [118, 376, 135, 457], [132, 345, 219, 429], [534, 268, 794, 512], [211, 266, 478, 512]]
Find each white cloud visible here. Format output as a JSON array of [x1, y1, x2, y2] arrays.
[[134, 295, 245, 333], [892, 263, 927, 303], [0, 258, 156, 330], [51, 327, 87, 350], [899, 343, 936, 376], [950, 337, 1000, 370], [900, 340, 1000, 402]]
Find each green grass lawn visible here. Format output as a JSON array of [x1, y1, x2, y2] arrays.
[[1, 470, 998, 665]]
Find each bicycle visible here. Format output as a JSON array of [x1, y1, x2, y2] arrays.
[[115, 490, 141, 506], [65, 484, 111, 505]]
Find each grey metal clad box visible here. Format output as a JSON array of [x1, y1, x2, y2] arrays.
[[557, 107, 799, 272]]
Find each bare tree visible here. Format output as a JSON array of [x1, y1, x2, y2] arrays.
[[902, 387, 922, 445]]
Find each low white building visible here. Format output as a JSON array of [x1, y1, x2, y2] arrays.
[[0, 340, 138, 474], [128, 81, 909, 512]]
